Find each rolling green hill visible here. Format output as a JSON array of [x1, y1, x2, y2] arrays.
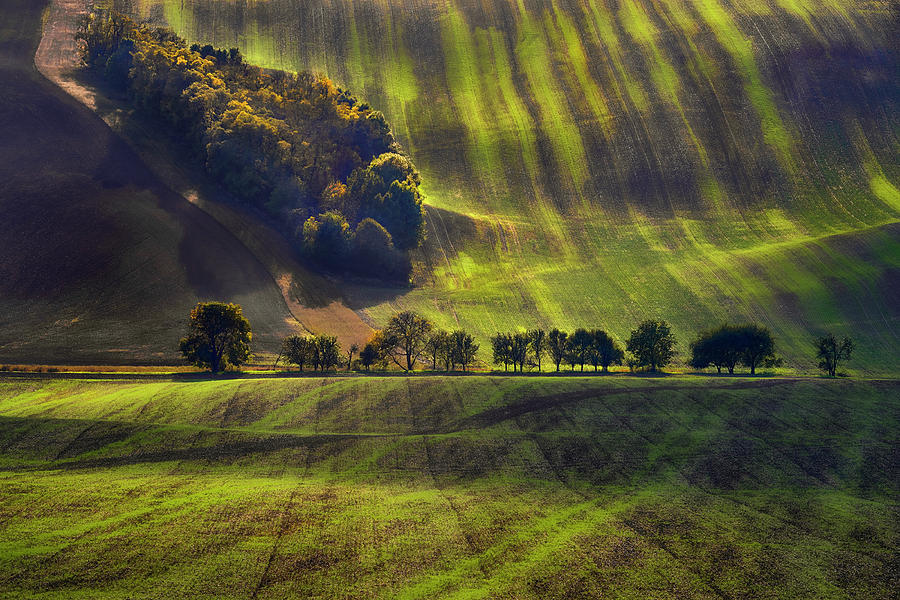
[[0, 374, 897, 597], [110, 0, 900, 373]]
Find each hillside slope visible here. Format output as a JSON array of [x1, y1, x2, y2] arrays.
[[0, 375, 897, 597], [115, 0, 900, 373], [0, 0, 374, 364]]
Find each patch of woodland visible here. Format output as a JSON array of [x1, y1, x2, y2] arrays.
[[77, 10, 421, 281]]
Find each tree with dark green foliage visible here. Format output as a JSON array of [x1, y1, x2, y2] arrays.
[[76, 11, 135, 69], [626, 320, 677, 372], [351, 218, 409, 281], [383, 311, 433, 371], [738, 324, 775, 375], [591, 330, 624, 372], [564, 345, 579, 371], [816, 333, 853, 377], [548, 329, 568, 372], [440, 333, 457, 372], [282, 335, 313, 371], [302, 212, 351, 269], [372, 178, 426, 251], [529, 329, 546, 372], [491, 332, 529, 372], [690, 325, 743, 374], [313, 335, 341, 371], [179, 302, 252, 373], [491, 333, 512, 372], [359, 342, 379, 372], [453, 331, 479, 372], [511, 333, 530, 372], [424, 331, 446, 370], [345, 153, 425, 250], [569, 328, 593, 372]]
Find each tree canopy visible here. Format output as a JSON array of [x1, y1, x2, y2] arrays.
[[626, 320, 677, 372], [383, 311, 433, 371], [738, 324, 776, 375], [179, 302, 252, 373], [816, 333, 853, 377], [77, 10, 423, 281]]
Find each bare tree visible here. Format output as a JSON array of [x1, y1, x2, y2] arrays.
[[384, 311, 433, 371]]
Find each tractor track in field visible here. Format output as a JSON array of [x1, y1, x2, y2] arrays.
[[421, 434, 491, 582], [589, 391, 736, 600], [2, 430, 399, 473], [53, 422, 98, 461], [250, 487, 301, 599], [503, 381, 734, 599], [415, 376, 490, 582]]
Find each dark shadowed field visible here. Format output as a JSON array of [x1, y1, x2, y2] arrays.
[[0, 0, 378, 365]]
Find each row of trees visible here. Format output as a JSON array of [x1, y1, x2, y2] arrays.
[[490, 320, 675, 373], [278, 312, 480, 372], [346, 312, 478, 372], [179, 303, 854, 376], [280, 334, 342, 371], [77, 11, 423, 280]]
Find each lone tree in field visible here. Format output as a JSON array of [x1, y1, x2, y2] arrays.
[[179, 302, 252, 373], [384, 311, 433, 371], [626, 319, 677, 372], [816, 333, 853, 377], [738, 324, 775, 375]]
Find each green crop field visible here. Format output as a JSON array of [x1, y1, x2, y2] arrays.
[[0, 1, 897, 597], [0, 374, 897, 598], [98, 0, 899, 374]]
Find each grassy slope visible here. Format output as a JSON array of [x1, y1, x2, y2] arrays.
[[0, 374, 897, 597], [115, 0, 900, 373]]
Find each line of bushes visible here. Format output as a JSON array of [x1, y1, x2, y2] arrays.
[[76, 11, 421, 281]]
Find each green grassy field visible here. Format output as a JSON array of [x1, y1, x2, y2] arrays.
[[103, 0, 900, 374], [0, 374, 897, 598]]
